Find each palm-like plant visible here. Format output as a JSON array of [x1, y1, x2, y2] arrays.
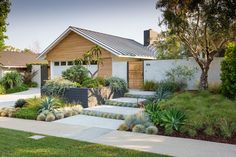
[[1, 71, 23, 89], [38, 97, 60, 114]]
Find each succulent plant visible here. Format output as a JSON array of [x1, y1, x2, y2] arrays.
[[145, 126, 158, 135], [37, 114, 46, 121], [132, 124, 146, 133], [55, 112, 64, 119], [45, 113, 56, 122], [118, 123, 129, 131], [15, 99, 27, 108], [64, 110, 73, 117]]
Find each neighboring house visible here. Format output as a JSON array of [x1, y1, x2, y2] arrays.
[[38, 26, 156, 88], [0, 51, 38, 78]]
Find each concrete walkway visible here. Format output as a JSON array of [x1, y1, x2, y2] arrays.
[[1, 117, 236, 157], [0, 88, 40, 108]]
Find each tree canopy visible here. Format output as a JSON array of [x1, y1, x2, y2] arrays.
[[0, 0, 11, 50], [156, 0, 236, 89]]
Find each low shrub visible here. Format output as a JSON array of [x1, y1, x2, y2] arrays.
[[105, 77, 128, 96], [221, 42, 236, 99], [15, 99, 27, 108], [27, 81, 38, 88], [145, 126, 158, 135], [81, 77, 102, 88], [118, 123, 129, 131], [160, 91, 236, 138], [158, 80, 182, 93], [132, 124, 146, 133], [208, 82, 221, 94], [15, 106, 39, 120], [142, 80, 157, 91], [0, 84, 6, 94], [62, 65, 89, 84], [6, 84, 28, 94], [1, 71, 23, 89], [41, 77, 75, 97]]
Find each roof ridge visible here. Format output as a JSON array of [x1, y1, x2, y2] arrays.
[[70, 26, 135, 41]]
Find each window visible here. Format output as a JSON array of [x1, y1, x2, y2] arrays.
[[68, 61, 73, 66], [54, 62, 59, 66], [61, 61, 66, 66]]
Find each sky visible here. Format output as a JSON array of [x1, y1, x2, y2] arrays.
[[5, 0, 162, 53]]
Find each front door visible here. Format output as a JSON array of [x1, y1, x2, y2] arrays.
[[128, 61, 143, 89]]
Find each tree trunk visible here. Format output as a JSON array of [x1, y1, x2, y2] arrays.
[[199, 64, 210, 90]]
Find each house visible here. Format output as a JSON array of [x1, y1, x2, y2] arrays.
[[38, 26, 157, 88], [0, 51, 39, 78]]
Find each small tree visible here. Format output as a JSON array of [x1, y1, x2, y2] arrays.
[[62, 65, 89, 84], [221, 43, 236, 99], [156, 0, 236, 89], [1, 71, 23, 89], [75, 45, 103, 77]]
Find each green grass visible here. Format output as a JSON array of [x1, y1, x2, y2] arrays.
[[0, 128, 167, 157], [160, 91, 236, 138]]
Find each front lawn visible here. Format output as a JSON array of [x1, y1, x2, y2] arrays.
[[0, 128, 167, 157]]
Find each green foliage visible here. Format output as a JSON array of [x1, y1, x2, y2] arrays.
[[15, 99, 27, 108], [158, 80, 181, 93], [165, 65, 196, 90], [62, 65, 89, 84], [81, 77, 104, 88], [41, 77, 75, 97], [160, 91, 236, 138], [142, 80, 157, 91], [0, 84, 6, 94], [221, 43, 236, 99], [0, 0, 11, 50], [27, 81, 38, 88], [160, 108, 186, 134], [105, 77, 128, 96], [6, 84, 28, 94], [152, 86, 172, 103], [145, 103, 162, 125], [1, 71, 23, 89], [15, 106, 39, 120], [38, 97, 61, 114], [155, 32, 189, 59]]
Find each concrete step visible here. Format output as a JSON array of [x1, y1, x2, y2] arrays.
[[84, 105, 142, 117], [105, 97, 146, 108], [125, 90, 155, 99], [54, 115, 124, 130]]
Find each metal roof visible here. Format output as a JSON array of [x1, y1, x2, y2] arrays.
[[38, 26, 156, 60]]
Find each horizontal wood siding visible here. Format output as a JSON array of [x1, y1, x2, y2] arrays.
[[46, 32, 112, 77]]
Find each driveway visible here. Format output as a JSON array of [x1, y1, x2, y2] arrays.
[[0, 88, 40, 108]]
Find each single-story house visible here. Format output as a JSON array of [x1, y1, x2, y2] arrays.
[[38, 26, 156, 88], [0, 51, 39, 78]]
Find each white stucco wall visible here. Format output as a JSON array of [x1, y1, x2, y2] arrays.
[[144, 57, 223, 90], [50, 61, 98, 79], [112, 61, 128, 82], [32, 65, 41, 87]]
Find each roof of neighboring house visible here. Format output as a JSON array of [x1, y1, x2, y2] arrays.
[[0, 51, 39, 68], [38, 26, 156, 60]]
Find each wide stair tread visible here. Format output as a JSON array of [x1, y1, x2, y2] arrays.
[[54, 115, 124, 130], [125, 90, 155, 99], [84, 105, 142, 116], [105, 97, 146, 108]]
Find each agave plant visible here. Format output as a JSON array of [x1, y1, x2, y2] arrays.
[[160, 108, 186, 132], [38, 97, 60, 114], [145, 102, 162, 125], [153, 86, 172, 103]]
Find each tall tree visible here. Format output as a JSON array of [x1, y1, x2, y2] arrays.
[[0, 0, 11, 50], [156, 0, 236, 89]]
